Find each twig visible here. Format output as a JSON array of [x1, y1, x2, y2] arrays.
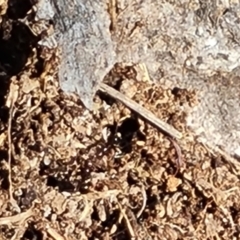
[[117, 202, 136, 240], [108, 0, 117, 32], [99, 83, 182, 139], [6, 82, 19, 210], [0, 208, 33, 226], [203, 142, 240, 172], [136, 184, 147, 219], [46, 225, 66, 240], [7, 105, 16, 206]]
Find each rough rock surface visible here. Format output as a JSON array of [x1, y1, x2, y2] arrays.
[[36, 0, 240, 157]]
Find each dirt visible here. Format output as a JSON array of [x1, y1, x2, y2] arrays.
[[0, 1, 240, 240]]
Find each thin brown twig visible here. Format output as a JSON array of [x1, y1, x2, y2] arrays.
[[99, 83, 182, 139]]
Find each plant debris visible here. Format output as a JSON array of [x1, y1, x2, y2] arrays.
[[0, 1, 240, 240]]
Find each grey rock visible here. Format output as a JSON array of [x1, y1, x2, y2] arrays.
[[36, 0, 240, 157]]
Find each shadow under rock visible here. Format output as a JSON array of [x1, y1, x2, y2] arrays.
[[0, 1, 39, 122]]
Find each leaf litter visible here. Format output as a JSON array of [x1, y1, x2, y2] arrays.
[[0, 0, 240, 240]]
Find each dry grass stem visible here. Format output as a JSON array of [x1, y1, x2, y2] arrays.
[[6, 82, 19, 210], [117, 202, 136, 240], [136, 184, 147, 219], [46, 225, 66, 240], [0, 208, 33, 226]]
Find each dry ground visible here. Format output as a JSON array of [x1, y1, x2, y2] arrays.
[[0, 1, 240, 240]]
